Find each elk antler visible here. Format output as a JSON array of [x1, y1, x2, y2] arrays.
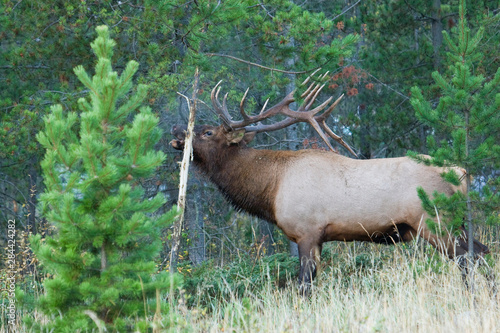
[[210, 73, 357, 157]]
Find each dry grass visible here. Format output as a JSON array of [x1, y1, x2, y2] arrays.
[[182, 241, 500, 333], [3, 239, 499, 332]]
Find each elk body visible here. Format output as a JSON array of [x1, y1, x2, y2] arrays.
[[171, 77, 490, 292]]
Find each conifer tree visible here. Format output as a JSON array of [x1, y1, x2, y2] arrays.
[[30, 26, 180, 331], [409, 0, 500, 258]]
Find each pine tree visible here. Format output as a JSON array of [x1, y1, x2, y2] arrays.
[[30, 26, 181, 331], [409, 0, 500, 257]]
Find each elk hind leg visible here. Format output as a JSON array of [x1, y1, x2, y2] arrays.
[[456, 253, 497, 296], [455, 232, 497, 296], [417, 221, 496, 295]]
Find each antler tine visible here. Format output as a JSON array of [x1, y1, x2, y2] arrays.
[[308, 96, 334, 116], [320, 122, 358, 157], [301, 83, 325, 111], [316, 94, 344, 122], [300, 81, 316, 99], [210, 81, 224, 111], [308, 83, 325, 109], [301, 68, 322, 86], [313, 94, 358, 157], [239, 88, 250, 121], [300, 68, 328, 99], [259, 98, 270, 115], [211, 80, 223, 101], [211, 81, 233, 129], [222, 92, 230, 119], [307, 118, 336, 152]]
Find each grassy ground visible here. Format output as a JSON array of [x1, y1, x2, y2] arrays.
[[3, 239, 499, 332], [178, 241, 499, 333]]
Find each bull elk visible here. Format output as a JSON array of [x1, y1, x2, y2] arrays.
[[170, 75, 490, 293]]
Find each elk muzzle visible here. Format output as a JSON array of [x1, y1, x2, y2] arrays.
[[170, 125, 187, 150]]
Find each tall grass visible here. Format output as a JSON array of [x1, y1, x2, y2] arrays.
[[3, 238, 498, 332], [183, 240, 499, 333]]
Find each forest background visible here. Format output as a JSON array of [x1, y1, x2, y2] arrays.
[[0, 0, 499, 331]]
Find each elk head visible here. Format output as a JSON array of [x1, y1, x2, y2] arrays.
[[171, 124, 256, 170], [171, 125, 255, 151]]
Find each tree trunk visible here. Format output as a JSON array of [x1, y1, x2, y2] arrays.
[[170, 69, 199, 273], [27, 156, 38, 234], [101, 241, 107, 272], [465, 110, 475, 290], [285, 36, 299, 257], [354, 4, 371, 159], [258, 219, 275, 256], [358, 104, 372, 159], [431, 0, 443, 71], [186, 179, 206, 265]]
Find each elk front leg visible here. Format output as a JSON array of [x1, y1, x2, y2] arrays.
[[297, 239, 322, 296]]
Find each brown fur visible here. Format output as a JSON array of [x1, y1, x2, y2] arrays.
[[171, 124, 490, 293]]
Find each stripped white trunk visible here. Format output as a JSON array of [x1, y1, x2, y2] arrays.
[[170, 69, 199, 273]]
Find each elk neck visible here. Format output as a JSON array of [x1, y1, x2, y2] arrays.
[[192, 145, 297, 224]]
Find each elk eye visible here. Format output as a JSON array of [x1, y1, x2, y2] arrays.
[[204, 130, 213, 137]]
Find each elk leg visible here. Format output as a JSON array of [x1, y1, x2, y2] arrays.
[[485, 266, 498, 297], [414, 221, 497, 295], [456, 235, 497, 296], [456, 255, 471, 289], [408, 218, 465, 258], [297, 239, 322, 296], [455, 255, 497, 297]]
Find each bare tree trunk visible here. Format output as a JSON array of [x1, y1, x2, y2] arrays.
[[170, 69, 199, 273], [258, 219, 275, 256], [465, 110, 475, 291], [186, 179, 206, 265], [354, 4, 372, 159], [285, 36, 299, 257]]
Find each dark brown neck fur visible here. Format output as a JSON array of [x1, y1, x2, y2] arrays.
[[193, 145, 296, 223]]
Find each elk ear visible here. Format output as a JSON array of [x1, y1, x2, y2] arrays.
[[242, 131, 256, 144], [225, 129, 247, 144]]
